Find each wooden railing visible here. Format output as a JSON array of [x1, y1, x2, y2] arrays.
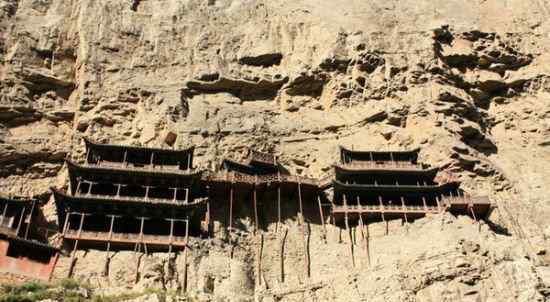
[[81, 162, 197, 176], [205, 171, 318, 187], [64, 230, 187, 245], [73, 192, 195, 206], [338, 161, 424, 170], [332, 204, 440, 214]]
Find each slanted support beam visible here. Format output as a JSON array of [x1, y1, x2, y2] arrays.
[[378, 195, 387, 236], [149, 152, 155, 168], [229, 183, 234, 234], [277, 175, 281, 232], [68, 212, 87, 278], [356, 196, 368, 267], [183, 219, 189, 293], [103, 214, 118, 277], [123, 149, 128, 167], [422, 196, 428, 211]]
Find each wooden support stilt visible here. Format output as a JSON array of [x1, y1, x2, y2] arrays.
[[343, 194, 355, 267], [378, 196, 387, 235], [279, 228, 288, 283], [103, 215, 117, 277], [253, 182, 258, 234], [356, 197, 368, 265], [400, 197, 409, 232], [317, 195, 327, 243], [15, 206, 26, 237], [183, 219, 189, 293], [0, 202, 8, 226], [68, 212, 86, 278], [422, 196, 428, 211], [256, 233, 264, 286], [297, 181, 310, 277], [277, 183, 281, 233], [229, 184, 234, 235], [364, 214, 371, 267], [206, 200, 211, 237]]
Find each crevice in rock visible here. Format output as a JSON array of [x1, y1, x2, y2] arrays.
[[238, 53, 283, 67], [183, 75, 288, 101]]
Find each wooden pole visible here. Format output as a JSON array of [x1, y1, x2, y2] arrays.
[[68, 212, 86, 278], [15, 206, 26, 237], [183, 219, 189, 293], [317, 195, 327, 243], [104, 215, 117, 277], [256, 233, 264, 286], [364, 214, 371, 266], [24, 201, 36, 239], [0, 202, 7, 226], [277, 183, 281, 233], [253, 181, 258, 234], [378, 196, 387, 236], [229, 184, 234, 234], [343, 194, 355, 267], [279, 228, 288, 283], [297, 181, 310, 277]]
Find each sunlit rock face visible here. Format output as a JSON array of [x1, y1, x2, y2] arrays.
[[0, 0, 549, 300]]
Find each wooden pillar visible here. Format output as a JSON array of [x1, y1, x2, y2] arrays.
[[317, 195, 327, 242], [279, 228, 288, 283], [183, 219, 189, 293], [185, 188, 189, 204], [436, 196, 442, 212], [68, 212, 86, 277], [400, 196, 409, 225], [422, 196, 428, 211], [123, 149, 128, 167], [187, 153, 192, 171], [62, 212, 71, 236], [0, 202, 8, 226], [356, 196, 368, 267], [76, 180, 82, 195], [24, 200, 36, 239], [116, 184, 122, 197], [297, 181, 309, 277], [104, 215, 117, 277], [168, 218, 175, 254], [343, 194, 355, 267], [15, 205, 26, 237], [253, 180, 259, 234], [87, 181, 93, 195], [378, 196, 387, 236], [229, 183, 234, 233], [144, 186, 150, 200], [149, 151, 155, 168], [277, 180, 281, 233]]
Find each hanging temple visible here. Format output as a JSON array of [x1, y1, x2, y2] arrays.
[[0, 138, 492, 284]]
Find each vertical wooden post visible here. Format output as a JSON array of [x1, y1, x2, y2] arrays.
[[253, 180, 258, 234], [187, 153, 192, 171], [378, 196, 387, 236], [317, 195, 327, 242], [144, 186, 150, 200], [76, 180, 82, 195], [62, 212, 71, 236], [343, 194, 355, 267], [24, 200, 36, 239], [104, 215, 117, 277], [279, 228, 288, 283], [116, 184, 122, 197], [123, 149, 128, 167], [168, 218, 175, 254], [277, 178, 281, 233], [364, 214, 371, 266], [256, 233, 264, 286], [229, 184, 234, 233], [149, 152, 155, 169], [297, 181, 309, 278], [400, 196, 409, 226], [15, 206, 26, 237], [206, 199, 211, 237], [68, 212, 85, 277], [87, 181, 93, 195], [422, 196, 428, 211], [436, 196, 442, 212], [0, 202, 7, 226], [356, 196, 368, 267], [183, 219, 189, 293]]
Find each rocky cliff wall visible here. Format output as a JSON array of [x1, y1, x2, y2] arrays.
[[0, 0, 549, 301]]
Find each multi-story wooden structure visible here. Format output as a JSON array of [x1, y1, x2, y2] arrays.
[[52, 138, 207, 276], [332, 146, 491, 226], [0, 195, 58, 280]]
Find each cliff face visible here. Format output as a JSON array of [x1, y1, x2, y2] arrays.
[[1, 0, 549, 301]]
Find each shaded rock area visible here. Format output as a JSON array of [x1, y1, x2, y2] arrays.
[[1, 0, 550, 301]]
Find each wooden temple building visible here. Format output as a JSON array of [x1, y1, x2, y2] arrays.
[[51, 138, 207, 276], [0, 195, 59, 280], [331, 146, 492, 228], [205, 149, 319, 235]]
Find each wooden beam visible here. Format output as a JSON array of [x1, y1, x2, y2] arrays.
[[279, 228, 288, 283], [277, 182, 281, 233], [297, 181, 309, 277], [253, 180, 258, 234], [343, 194, 355, 267], [183, 218, 189, 293]]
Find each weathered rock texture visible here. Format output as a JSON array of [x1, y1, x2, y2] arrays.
[[1, 0, 549, 301]]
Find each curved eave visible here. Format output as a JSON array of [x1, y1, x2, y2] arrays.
[[83, 137, 195, 156], [333, 164, 438, 177], [339, 145, 420, 160], [333, 179, 460, 192]]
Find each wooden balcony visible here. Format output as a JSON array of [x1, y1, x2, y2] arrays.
[[332, 204, 440, 215]]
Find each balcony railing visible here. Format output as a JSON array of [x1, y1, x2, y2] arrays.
[[332, 204, 440, 214], [205, 171, 319, 187], [81, 162, 196, 175], [338, 161, 424, 170], [64, 230, 187, 246], [73, 192, 193, 206]]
